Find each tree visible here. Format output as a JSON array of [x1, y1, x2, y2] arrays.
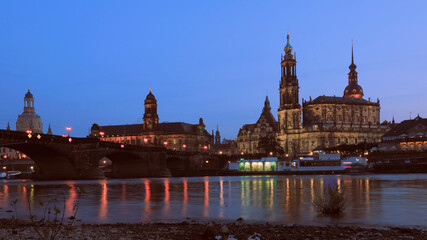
[[257, 135, 284, 155]]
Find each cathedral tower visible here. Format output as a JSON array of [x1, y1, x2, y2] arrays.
[[143, 89, 159, 131], [278, 33, 301, 131]]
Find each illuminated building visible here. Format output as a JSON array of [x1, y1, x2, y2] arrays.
[[237, 96, 278, 154], [276, 34, 388, 157], [238, 34, 388, 157], [91, 90, 213, 152]]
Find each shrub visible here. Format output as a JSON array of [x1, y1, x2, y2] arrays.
[[312, 184, 346, 216]]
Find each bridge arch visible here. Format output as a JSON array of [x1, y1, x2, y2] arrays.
[[2, 143, 78, 180]]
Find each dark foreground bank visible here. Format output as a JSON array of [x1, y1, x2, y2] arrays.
[[0, 219, 426, 240]]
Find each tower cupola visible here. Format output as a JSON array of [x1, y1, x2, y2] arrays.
[[143, 89, 159, 131]]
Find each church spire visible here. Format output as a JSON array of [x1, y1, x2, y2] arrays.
[[214, 124, 221, 144], [344, 41, 363, 98], [47, 123, 52, 135], [349, 40, 357, 74], [7, 122, 10, 131], [263, 95, 271, 112]]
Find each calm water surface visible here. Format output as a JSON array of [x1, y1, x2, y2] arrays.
[[1, 174, 426, 227]]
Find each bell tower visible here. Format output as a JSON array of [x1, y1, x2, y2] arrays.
[[143, 89, 159, 131], [278, 33, 301, 131]]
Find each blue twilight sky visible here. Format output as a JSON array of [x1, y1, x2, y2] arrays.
[[1, 1, 427, 139]]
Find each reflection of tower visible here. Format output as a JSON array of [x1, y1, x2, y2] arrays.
[[16, 89, 43, 133], [214, 124, 221, 144], [143, 89, 159, 131], [278, 33, 301, 131]]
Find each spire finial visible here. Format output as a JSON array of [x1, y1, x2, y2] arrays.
[[287, 32, 289, 42], [7, 122, 10, 131], [149, 88, 152, 93], [351, 39, 354, 65]]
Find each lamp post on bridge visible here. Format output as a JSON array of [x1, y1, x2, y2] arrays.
[[66, 126, 71, 137]]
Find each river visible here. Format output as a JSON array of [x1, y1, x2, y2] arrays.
[[1, 174, 426, 227]]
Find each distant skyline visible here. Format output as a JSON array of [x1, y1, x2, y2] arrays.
[[1, 1, 427, 139]]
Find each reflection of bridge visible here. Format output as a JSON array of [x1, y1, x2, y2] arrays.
[[0, 129, 171, 179]]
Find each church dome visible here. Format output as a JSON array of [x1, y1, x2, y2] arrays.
[[145, 89, 157, 103], [344, 83, 364, 98], [25, 90, 33, 98]]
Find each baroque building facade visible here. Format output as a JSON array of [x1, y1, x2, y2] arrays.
[[91, 90, 213, 152], [277, 34, 388, 157], [237, 96, 278, 154]]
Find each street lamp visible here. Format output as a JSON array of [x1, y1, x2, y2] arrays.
[[66, 126, 72, 137]]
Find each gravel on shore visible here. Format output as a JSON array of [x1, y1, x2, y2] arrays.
[[0, 218, 426, 240]]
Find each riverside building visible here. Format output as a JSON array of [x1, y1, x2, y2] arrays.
[[91, 90, 213, 152]]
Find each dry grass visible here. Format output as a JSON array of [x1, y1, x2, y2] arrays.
[[312, 184, 346, 216]]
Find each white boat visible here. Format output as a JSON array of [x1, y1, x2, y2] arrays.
[[227, 153, 367, 174]]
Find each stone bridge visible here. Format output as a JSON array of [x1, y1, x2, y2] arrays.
[[0, 129, 170, 180]]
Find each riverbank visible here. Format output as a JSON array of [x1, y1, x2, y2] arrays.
[[0, 219, 425, 240]]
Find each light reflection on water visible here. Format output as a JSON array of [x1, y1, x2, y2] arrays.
[[0, 174, 427, 227]]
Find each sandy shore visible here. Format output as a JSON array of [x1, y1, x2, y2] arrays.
[[0, 218, 426, 240]]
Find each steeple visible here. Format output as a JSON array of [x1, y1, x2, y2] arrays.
[[47, 123, 52, 135], [344, 41, 364, 98], [214, 124, 221, 144], [7, 122, 10, 131], [279, 32, 300, 109], [349, 40, 357, 75], [278, 32, 302, 132], [263, 95, 271, 112]]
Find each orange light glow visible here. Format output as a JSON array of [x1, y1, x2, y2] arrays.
[[163, 178, 170, 212], [66, 184, 76, 216], [204, 177, 209, 217], [143, 179, 151, 220], [220, 179, 224, 206], [182, 179, 188, 216], [100, 132, 105, 137], [99, 183, 107, 219]]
